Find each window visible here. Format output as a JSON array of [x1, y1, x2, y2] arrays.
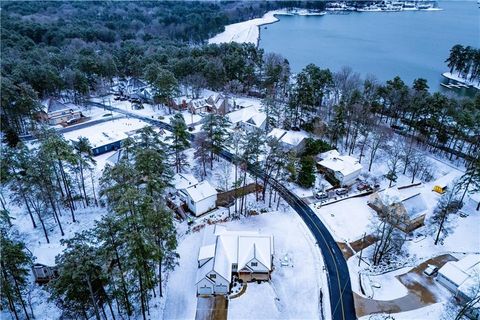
[[210, 274, 216, 279], [251, 262, 258, 267]]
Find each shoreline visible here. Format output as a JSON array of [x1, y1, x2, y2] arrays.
[[208, 7, 442, 47], [442, 72, 480, 90]]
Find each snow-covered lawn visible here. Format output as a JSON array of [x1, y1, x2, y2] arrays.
[[311, 196, 378, 242], [162, 209, 324, 319]]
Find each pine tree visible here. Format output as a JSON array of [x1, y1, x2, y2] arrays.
[[297, 156, 316, 188], [72, 137, 97, 207], [0, 230, 33, 320], [201, 114, 231, 169], [167, 113, 191, 173], [50, 232, 113, 320]]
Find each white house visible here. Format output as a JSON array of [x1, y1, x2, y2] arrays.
[[317, 150, 362, 186], [180, 181, 218, 216], [196, 225, 274, 296], [227, 106, 267, 132], [267, 128, 308, 153], [437, 254, 480, 295]]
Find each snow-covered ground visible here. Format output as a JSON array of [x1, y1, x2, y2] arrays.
[[358, 302, 446, 320], [208, 10, 283, 46], [443, 71, 480, 89], [163, 207, 325, 319], [311, 196, 379, 242]]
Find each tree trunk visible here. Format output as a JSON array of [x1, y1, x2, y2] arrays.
[[86, 276, 101, 320], [434, 213, 446, 245]]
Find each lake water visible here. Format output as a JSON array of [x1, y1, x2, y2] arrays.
[[259, 1, 479, 93]]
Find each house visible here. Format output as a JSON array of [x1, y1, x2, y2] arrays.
[[126, 77, 148, 95], [317, 150, 362, 186], [180, 180, 218, 216], [196, 225, 274, 296], [188, 98, 213, 114], [38, 98, 83, 125], [32, 263, 59, 284], [437, 255, 480, 310], [206, 93, 233, 115], [368, 190, 428, 233], [227, 106, 267, 132], [267, 128, 308, 153]]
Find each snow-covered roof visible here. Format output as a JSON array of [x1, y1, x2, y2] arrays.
[[173, 173, 199, 191], [237, 236, 272, 270], [184, 181, 217, 203], [196, 225, 274, 285], [268, 128, 308, 147], [318, 150, 362, 176], [227, 106, 260, 124], [41, 98, 80, 114], [439, 254, 480, 288], [401, 193, 428, 219], [62, 119, 149, 148]]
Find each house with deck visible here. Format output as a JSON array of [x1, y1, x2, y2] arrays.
[[196, 225, 274, 296]]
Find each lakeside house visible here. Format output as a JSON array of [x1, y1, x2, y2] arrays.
[[317, 150, 362, 186], [368, 190, 428, 233], [180, 180, 218, 216], [196, 225, 274, 296], [38, 98, 83, 125], [437, 254, 480, 319], [267, 128, 308, 153]]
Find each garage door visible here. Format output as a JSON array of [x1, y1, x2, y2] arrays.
[[198, 285, 213, 295], [215, 284, 228, 294]]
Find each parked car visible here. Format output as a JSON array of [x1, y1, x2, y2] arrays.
[[335, 188, 348, 196], [316, 192, 328, 200], [423, 264, 438, 277], [357, 183, 370, 191]]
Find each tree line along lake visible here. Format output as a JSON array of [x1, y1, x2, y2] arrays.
[[259, 1, 479, 94]]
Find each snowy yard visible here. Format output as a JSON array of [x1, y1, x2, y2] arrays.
[[311, 196, 379, 242], [162, 209, 325, 319]]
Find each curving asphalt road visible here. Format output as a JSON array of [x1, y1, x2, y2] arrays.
[[86, 101, 357, 320]]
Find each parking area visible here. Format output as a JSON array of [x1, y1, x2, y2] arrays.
[[195, 296, 228, 320]]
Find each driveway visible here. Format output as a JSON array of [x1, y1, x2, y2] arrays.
[[195, 296, 228, 320], [354, 254, 457, 317]]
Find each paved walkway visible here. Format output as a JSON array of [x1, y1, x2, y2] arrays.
[[195, 296, 228, 320], [354, 254, 457, 317]]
